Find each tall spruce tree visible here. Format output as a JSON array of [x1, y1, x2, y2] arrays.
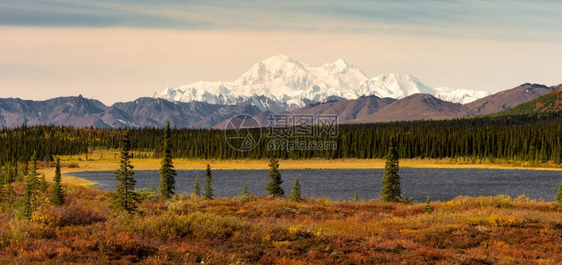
[[193, 175, 201, 196], [290, 178, 302, 202], [203, 164, 214, 200], [381, 137, 402, 202], [19, 152, 38, 219], [51, 158, 64, 206], [29, 152, 39, 195], [3, 164, 14, 184], [159, 121, 176, 199], [111, 130, 140, 213], [265, 156, 284, 196], [2, 167, 14, 206]]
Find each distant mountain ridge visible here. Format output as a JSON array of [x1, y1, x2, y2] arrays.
[[0, 83, 557, 129], [0, 96, 256, 128], [464, 83, 556, 115], [494, 85, 562, 116], [153, 55, 490, 110]]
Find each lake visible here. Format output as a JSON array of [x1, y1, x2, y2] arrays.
[[67, 168, 562, 202]]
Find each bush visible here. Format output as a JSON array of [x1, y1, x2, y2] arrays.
[[135, 214, 193, 240], [136, 188, 158, 202], [67, 162, 80, 168], [488, 214, 524, 228], [96, 231, 156, 262], [51, 203, 106, 227], [133, 212, 247, 241], [191, 213, 246, 240], [448, 195, 512, 209]]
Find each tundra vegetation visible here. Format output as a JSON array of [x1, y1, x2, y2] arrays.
[[0, 113, 560, 263], [0, 178, 560, 263]]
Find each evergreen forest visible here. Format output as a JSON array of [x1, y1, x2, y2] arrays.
[[0, 113, 560, 165]]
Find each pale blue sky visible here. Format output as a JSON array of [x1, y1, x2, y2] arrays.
[[1, 0, 561, 103]]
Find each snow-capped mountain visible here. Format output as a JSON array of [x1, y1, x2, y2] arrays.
[[433, 87, 492, 104], [154, 55, 489, 110]]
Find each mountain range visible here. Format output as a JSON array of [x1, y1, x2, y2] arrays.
[[0, 83, 558, 129], [495, 84, 562, 116], [153, 55, 490, 110]]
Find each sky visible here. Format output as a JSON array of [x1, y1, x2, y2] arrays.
[[1, 0, 561, 105]]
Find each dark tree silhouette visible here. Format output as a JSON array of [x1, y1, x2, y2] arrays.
[[111, 131, 139, 213], [159, 121, 176, 199], [381, 137, 402, 202], [203, 164, 214, 200], [51, 158, 64, 206], [265, 156, 284, 196]]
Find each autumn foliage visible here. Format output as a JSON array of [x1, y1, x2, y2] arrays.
[[0, 183, 560, 264]]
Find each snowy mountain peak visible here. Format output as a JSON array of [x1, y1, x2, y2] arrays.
[[261, 54, 297, 64], [154, 55, 490, 110], [372, 73, 436, 97], [322, 58, 357, 74], [333, 58, 349, 67]]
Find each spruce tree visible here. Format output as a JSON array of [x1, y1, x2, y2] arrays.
[[290, 178, 302, 202], [193, 175, 200, 196], [39, 173, 47, 193], [111, 130, 140, 213], [425, 196, 433, 213], [19, 152, 38, 219], [242, 184, 249, 198], [203, 164, 214, 200], [353, 192, 359, 202], [159, 121, 176, 200], [265, 156, 284, 196], [557, 181, 562, 203], [381, 137, 402, 202], [2, 168, 14, 206], [51, 158, 64, 206], [3, 164, 13, 184], [29, 152, 39, 195]]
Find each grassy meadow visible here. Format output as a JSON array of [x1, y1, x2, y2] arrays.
[[0, 149, 555, 263], [0, 181, 560, 264]]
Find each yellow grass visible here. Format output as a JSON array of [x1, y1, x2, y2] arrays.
[[40, 149, 560, 188], [55, 154, 562, 171]]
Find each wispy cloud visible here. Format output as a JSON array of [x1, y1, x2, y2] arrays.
[[1, 0, 560, 41]]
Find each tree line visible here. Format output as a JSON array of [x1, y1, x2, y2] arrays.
[[1, 113, 560, 165], [4, 119, 562, 218]]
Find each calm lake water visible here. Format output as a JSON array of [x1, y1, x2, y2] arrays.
[[68, 168, 562, 202]]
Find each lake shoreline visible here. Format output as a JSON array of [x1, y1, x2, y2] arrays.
[[41, 158, 561, 188], [67, 168, 562, 202]]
